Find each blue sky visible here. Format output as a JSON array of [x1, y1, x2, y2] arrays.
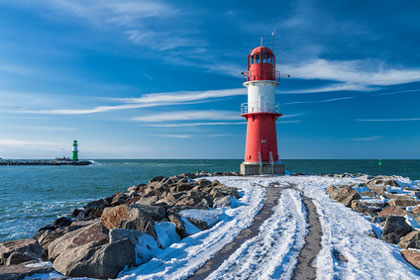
[[1, 0, 420, 159]]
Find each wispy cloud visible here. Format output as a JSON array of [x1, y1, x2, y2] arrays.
[[356, 118, 420, 122], [144, 122, 246, 127], [20, 88, 245, 115], [279, 59, 420, 91], [284, 96, 354, 105], [377, 89, 420, 96], [153, 134, 192, 139], [350, 136, 384, 141], [0, 139, 65, 149], [133, 110, 241, 122]]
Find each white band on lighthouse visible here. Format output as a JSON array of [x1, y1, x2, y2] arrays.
[[243, 80, 279, 113]]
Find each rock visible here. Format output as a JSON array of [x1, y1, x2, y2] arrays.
[[34, 225, 84, 250], [399, 231, 420, 249], [389, 199, 420, 207], [0, 261, 53, 280], [53, 217, 72, 227], [326, 185, 337, 193], [382, 216, 412, 244], [110, 192, 129, 206], [328, 187, 361, 207], [168, 214, 188, 238], [53, 238, 136, 279], [350, 200, 383, 216], [100, 205, 165, 240], [213, 196, 233, 208], [48, 222, 109, 260], [84, 198, 110, 219], [383, 193, 415, 200], [367, 178, 400, 187], [197, 179, 212, 187], [149, 176, 165, 183], [5, 252, 34, 265], [0, 239, 45, 265], [411, 206, 420, 214], [186, 218, 208, 231], [378, 206, 408, 217], [109, 229, 159, 264], [134, 196, 159, 206], [401, 249, 420, 270], [360, 191, 378, 198], [70, 208, 86, 220]]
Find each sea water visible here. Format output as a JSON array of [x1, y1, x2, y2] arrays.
[[0, 159, 419, 241]]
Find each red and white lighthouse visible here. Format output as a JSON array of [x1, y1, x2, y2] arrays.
[[240, 46, 286, 175]]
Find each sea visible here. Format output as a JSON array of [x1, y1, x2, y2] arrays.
[[0, 159, 419, 242]]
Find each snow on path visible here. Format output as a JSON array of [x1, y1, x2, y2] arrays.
[[118, 177, 267, 280], [278, 175, 420, 280], [206, 188, 307, 280]]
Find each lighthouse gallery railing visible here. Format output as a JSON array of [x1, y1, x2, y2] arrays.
[[241, 102, 282, 114]]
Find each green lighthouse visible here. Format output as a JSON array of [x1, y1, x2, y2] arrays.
[[72, 140, 78, 161]]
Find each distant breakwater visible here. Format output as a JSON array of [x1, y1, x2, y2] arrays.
[[0, 160, 92, 166]]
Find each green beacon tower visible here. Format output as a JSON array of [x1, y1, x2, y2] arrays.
[[72, 140, 79, 161]]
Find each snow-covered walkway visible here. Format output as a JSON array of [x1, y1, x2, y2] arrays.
[[118, 175, 420, 279]]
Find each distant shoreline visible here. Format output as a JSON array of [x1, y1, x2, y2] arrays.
[[0, 159, 92, 166]]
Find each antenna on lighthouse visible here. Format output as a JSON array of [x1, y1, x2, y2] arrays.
[[260, 36, 263, 46]]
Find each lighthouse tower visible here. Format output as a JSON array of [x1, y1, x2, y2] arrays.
[[72, 140, 79, 161], [240, 46, 286, 175]]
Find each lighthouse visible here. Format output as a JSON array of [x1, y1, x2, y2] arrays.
[[72, 140, 79, 161], [240, 46, 286, 175]]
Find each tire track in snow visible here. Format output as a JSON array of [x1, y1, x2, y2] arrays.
[[191, 186, 308, 280], [188, 185, 285, 280]]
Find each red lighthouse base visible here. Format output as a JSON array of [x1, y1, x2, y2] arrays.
[[240, 112, 285, 175]]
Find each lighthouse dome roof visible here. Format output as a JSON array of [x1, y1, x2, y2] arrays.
[[250, 46, 274, 56]]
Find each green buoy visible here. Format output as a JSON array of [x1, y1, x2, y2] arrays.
[[72, 140, 79, 161], [378, 159, 383, 166]]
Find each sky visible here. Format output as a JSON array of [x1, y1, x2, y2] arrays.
[[1, 0, 420, 159]]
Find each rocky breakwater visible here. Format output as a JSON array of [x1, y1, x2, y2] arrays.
[[326, 174, 420, 270], [0, 171, 241, 279]]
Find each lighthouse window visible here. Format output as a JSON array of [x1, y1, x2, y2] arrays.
[[255, 54, 260, 63]]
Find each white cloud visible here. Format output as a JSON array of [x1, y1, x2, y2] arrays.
[[279, 59, 420, 88], [350, 136, 384, 141], [153, 134, 192, 139], [0, 139, 65, 149], [117, 88, 245, 104], [144, 122, 246, 127], [20, 88, 245, 115], [356, 118, 420, 122], [377, 89, 420, 96], [284, 97, 354, 105], [133, 110, 241, 122]]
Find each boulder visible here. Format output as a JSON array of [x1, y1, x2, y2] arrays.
[[5, 252, 34, 266], [399, 231, 420, 249], [109, 229, 159, 263], [168, 214, 189, 238], [0, 261, 53, 280], [401, 249, 420, 270], [197, 179, 212, 187], [360, 191, 378, 198], [382, 216, 412, 244], [53, 217, 72, 227], [84, 198, 110, 219], [328, 187, 361, 207], [389, 199, 420, 207], [149, 176, 165, 183], [367, 178, 400, 187], [350, 200, 383, 216], [213, 196, 233, 208], [186, 218, 208, 231], [34, 225, 84, 250], [0, 239, 45, 265], [100, 205, 165, 240], [378, 206, 408, 217], [411, 206, 420, 215], [48, 222, 109, 260], [53, 238, 136, 279]]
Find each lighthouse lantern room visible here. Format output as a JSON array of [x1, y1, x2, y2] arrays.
[[240, 46, 286, 175]]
